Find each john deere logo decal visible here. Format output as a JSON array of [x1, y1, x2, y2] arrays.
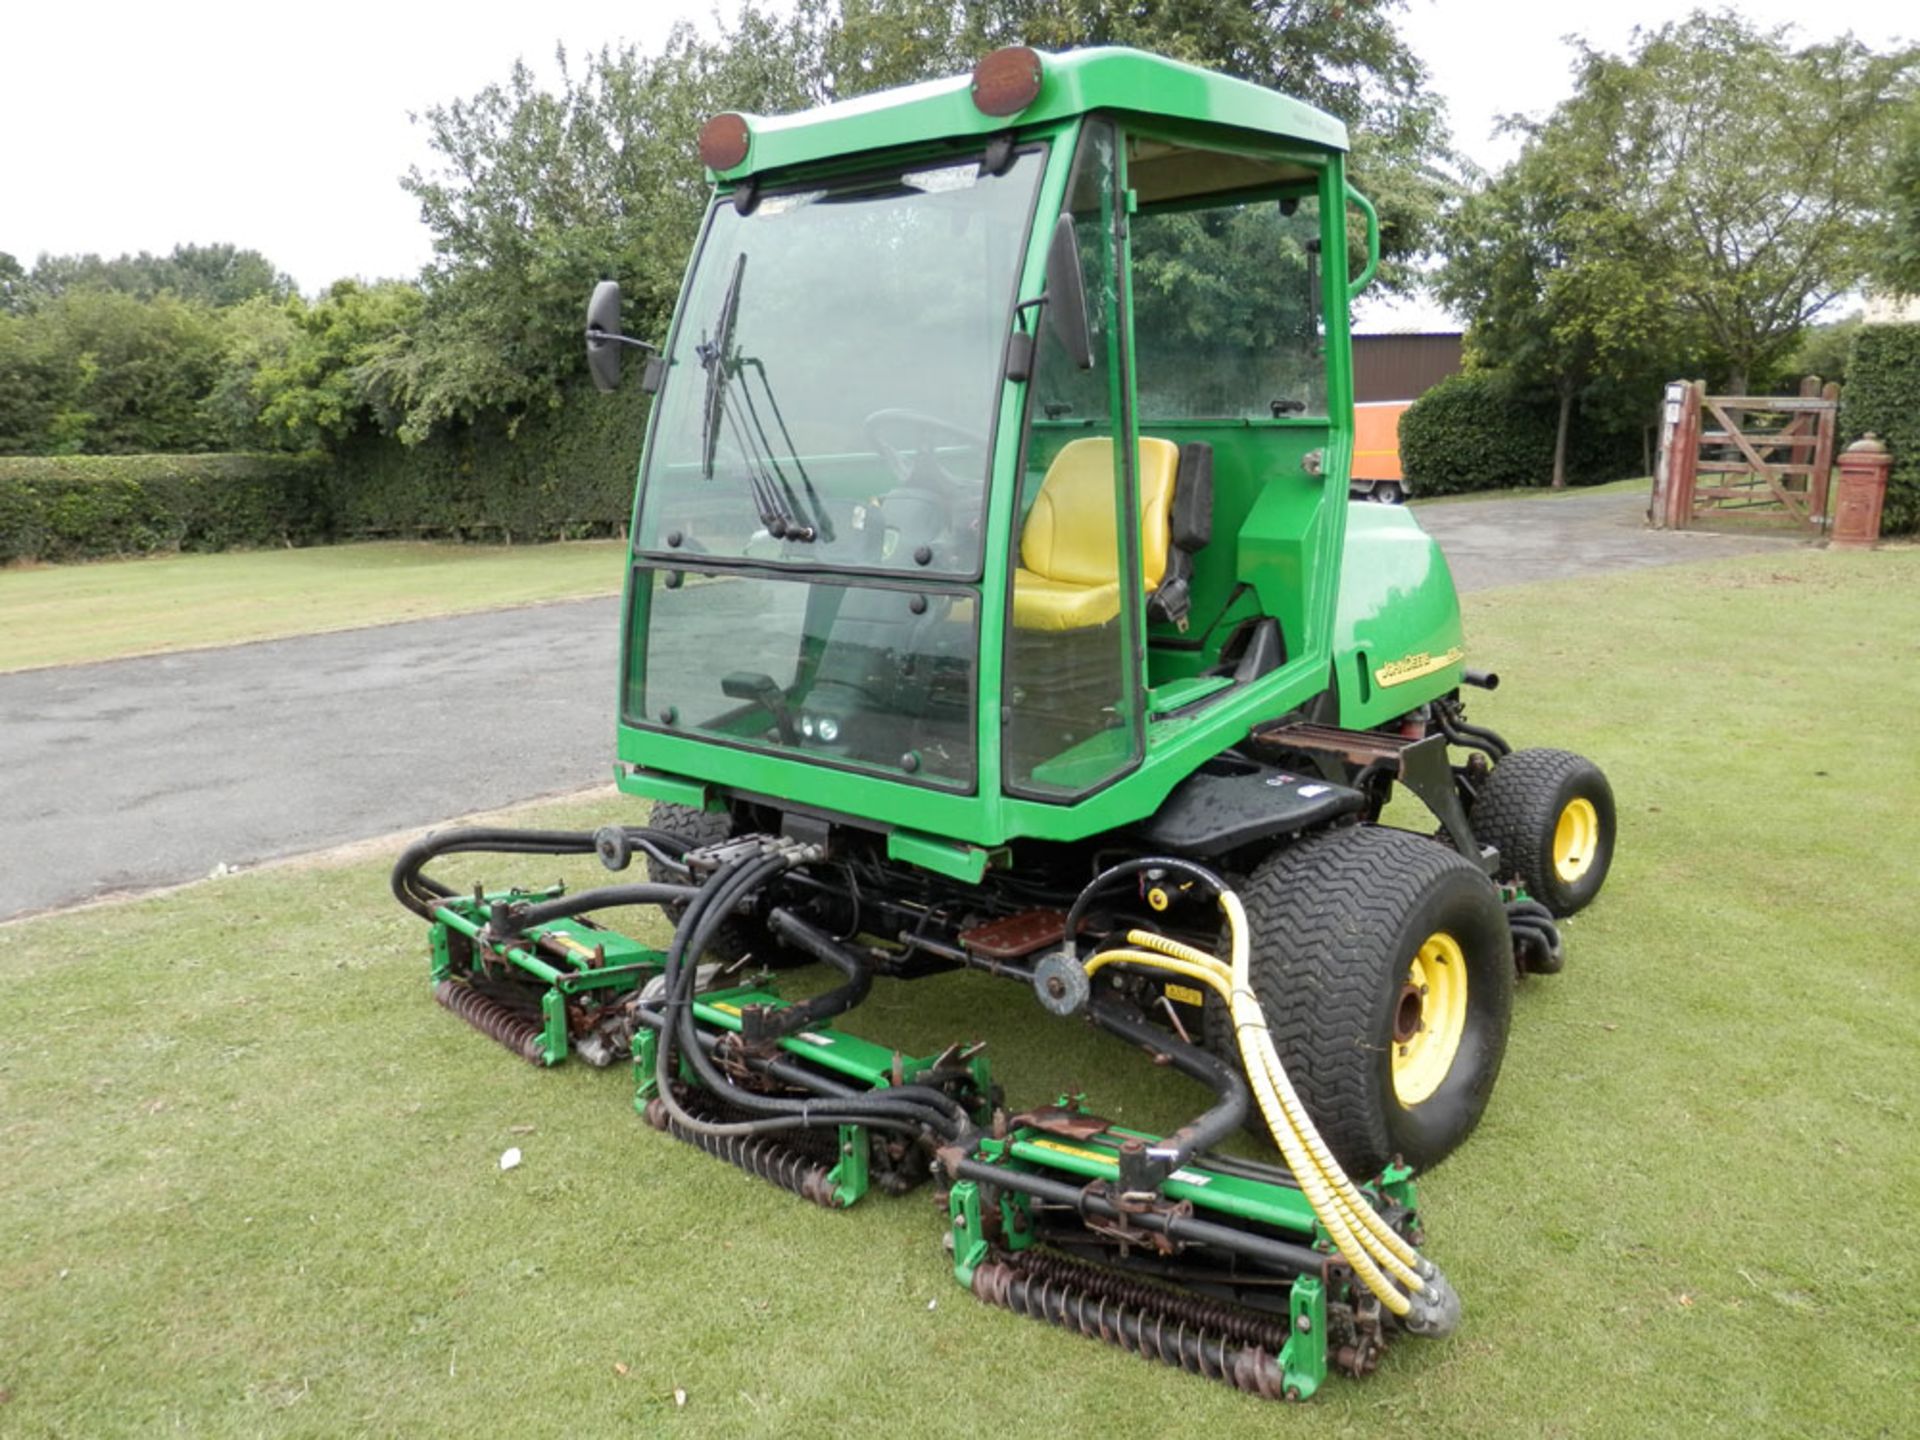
[[1375, 647, 1465, 688]]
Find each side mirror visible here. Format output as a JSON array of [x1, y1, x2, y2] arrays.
[[1044, 213, 1094, 371], [586, 280, 625, 393]]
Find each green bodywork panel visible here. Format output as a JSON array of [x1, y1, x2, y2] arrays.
[[711, 47, 1348, 184], [613, 46, 1468, 860], [1332, 502, 1468, 727]]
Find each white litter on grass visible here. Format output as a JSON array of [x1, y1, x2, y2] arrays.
[[674, 1387, 688, 1408], [499, 1147, 523, 1171], [926, 1298, 937, 1311]]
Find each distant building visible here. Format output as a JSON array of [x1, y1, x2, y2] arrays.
[[1352, 331, 1464, 404], [1348, 329, 1463, 497]]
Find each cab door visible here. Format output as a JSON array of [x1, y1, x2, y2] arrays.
[[1001, 116, 1148, 800]]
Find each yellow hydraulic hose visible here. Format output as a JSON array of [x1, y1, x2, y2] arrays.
[[1126, 923, 1426, 1278], [1081, 893, 1461, 1334], [1082, 941, 1419, 1310]]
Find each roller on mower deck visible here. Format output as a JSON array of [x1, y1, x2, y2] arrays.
[[391, 46, 1618, 1401]]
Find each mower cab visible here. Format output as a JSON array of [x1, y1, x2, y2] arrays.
[[600, 47, 1466, 866], [396, 46, 1618, 1402]]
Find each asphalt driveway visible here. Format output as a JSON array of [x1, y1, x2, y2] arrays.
[[0, 490, 1804, 920]]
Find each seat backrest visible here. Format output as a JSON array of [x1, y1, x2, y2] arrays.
[[1019, 436, 1181, 590]]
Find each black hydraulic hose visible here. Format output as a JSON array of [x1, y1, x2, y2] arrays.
[[655, 854, 971, 1140], [761, 908, 873, 1031], [506, 882, 699, 931], [390, 824, 687, 919], [1087, 995, 1247, 1174], [1191, 1149, 1303, 1190], [1062, 856, 1231, 953], [630, 1001, 969, 1145], [1435, 707, 1510, 760], [949, 1156, 1325, 1279]]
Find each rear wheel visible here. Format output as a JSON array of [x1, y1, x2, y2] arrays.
[[1470, 748, 1616, 917], [645, 802, 796, 969], [1230, 826, 1514, 1178]]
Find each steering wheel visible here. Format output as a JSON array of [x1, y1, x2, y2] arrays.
[[862, 408, 989, 489]]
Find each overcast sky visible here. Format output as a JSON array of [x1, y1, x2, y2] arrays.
[[3, 0, 1910, 314]]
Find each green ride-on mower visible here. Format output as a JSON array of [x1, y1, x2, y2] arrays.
[[392, 46, 1617, 1402]]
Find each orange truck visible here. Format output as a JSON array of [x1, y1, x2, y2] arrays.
[[1351, 400, 1410, 503]]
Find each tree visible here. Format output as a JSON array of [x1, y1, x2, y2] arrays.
[[1435, 145, 1681, 487], [0, 253, 25, 316], [0, 289, 228, 454], [394, 12, 819, 439], [248, 281, 426, 450], [390, 0, 1454, 441], [1880, 97, 1920, 296], [1519, 12, 1917, 396], [10, 244, 294, 311]]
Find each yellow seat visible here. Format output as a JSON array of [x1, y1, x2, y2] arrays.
[[1012, 437, 1181, 632]]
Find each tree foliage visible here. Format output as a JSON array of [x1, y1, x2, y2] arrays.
[[3, 244, 293, 313], [1880, 98, 1920, 296], [1513, 13, 1915, 393], [1838, 322, 1920, 535], [0, 289, 228, 454], [392, 13, 820, 439], [1436, 10, 1917, 485], [1435, 141, 1679, 485], [387, 0, 1451, 438]]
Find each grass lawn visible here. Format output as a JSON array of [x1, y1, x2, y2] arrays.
[[3, 546, 1916, 1437], [1413, 474, 1653, 507], [0, 540, 629, 673]]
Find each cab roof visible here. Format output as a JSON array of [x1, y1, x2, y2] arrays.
[[712, 46, 1349, 183]]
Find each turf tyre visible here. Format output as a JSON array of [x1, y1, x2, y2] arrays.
[[1471, 747, 1615, 917], [1235, 826, 1514, 1178]]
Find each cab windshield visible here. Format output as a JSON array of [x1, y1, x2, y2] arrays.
[[635, 148, 1045, 577]]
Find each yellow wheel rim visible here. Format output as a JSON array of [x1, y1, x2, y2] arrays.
[[1391, 931, 1469, 1107], [1552, 797, 1600, 884]]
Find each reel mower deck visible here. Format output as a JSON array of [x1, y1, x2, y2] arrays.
[[397, 826, 1451, 1402]]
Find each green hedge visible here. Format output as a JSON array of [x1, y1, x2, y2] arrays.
[[328, 384, 650, 541], [1398, 371, 1640, 496], [1839, 323, 1920, 537], [0, 452, 333, 563]]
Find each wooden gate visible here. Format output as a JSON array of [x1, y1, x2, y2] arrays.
[[1652, 377, 1839, 532]]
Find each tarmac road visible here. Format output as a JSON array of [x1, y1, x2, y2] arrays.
[[0, 491, 1801, 921]]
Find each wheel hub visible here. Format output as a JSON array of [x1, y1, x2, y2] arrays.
[[1552, 798, 1600, 883], [1391, 931, 1468, 1108]]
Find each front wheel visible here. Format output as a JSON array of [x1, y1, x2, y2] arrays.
[[1233, 826, 1515, 1178], [1470, 747, 1616, 917]]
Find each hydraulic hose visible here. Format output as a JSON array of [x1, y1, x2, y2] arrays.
[[391, 824, 688, 918], [652, 851, 971, 1143], [1085, 994, 1248, 1177], [1072, 876, 1460, 1334], [506, 882, 698, 931], [761, 908, 874, 1031]]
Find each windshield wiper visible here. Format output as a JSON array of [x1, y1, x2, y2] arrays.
[[694, 254, 826, 542], [698, 253, 746, 481]]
